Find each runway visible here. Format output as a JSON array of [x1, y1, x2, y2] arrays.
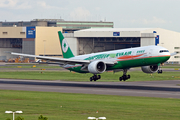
[[0, 79, 180, 98]]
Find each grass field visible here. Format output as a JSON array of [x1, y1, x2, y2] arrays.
[[162, 64, 180, 68], [0, 71, 179, 82], [0, 90, 180, 120], [0, 63, 180, 82]]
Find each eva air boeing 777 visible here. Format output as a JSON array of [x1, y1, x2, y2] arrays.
[[11, 31, 173, 81]]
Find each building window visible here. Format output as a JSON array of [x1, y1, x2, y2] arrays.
[[174, 56, 180, 58], [20, 32, 25, 34], [3, 32, 8, 34], [174, 47, 180, 49]]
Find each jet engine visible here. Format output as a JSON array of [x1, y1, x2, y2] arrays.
[[141, 65, 159, 73], [88, 61, 106, 74]]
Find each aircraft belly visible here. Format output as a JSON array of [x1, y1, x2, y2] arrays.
[[144, 56, 170, 65]]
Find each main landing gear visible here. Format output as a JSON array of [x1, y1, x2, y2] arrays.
[[90, 74, 101, 81], [119, 69, 131, 81]]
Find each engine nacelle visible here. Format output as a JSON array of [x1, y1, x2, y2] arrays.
[[88, 61, 106, 74], [141, 65, 159, 73]]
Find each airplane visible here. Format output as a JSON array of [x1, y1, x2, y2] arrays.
[[11, 31, 174, 81]]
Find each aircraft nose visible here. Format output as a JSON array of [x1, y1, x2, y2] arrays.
[[166, 51, 170, 56], [161, 53, 170, 62], [158, 50, 170, 63]]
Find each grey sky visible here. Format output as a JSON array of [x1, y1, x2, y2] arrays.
[[0, 0, 180, 32]]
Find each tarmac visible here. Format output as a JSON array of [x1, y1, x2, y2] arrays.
[[0, 79, 180, 99]]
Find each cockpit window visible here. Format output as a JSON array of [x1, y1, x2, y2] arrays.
[[159, 50, 169, 53]]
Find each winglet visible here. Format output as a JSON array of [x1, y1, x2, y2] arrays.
[[58, 31, 74, 58]]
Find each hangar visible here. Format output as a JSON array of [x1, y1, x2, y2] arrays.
[[65, 28, 180, 63]]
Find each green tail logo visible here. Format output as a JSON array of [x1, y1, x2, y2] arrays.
[[58, 31, 74, 58]]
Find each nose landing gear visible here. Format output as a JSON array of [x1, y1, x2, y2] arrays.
[[90, 74, 101, 81], [157, 65, 163, 74], [158, 70, 163, 74]]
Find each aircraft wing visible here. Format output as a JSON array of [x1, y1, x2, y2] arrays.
[[11, 52, 90, 65], [11, 52, 115, 65]]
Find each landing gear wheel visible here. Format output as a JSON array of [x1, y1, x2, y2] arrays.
[[89, 74, 101, 82], [122, 75, 127, 81], [98, 75, 101, 79], [119, 69, 131, 81], [127, 75, 130, 79], [119, 77, 123, 81], [158, 70, 163, 74]]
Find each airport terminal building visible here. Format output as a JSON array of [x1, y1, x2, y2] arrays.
[[0, 20, 179, 63]]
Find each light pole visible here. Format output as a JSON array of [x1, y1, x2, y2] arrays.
[[88, 117, 106, 120], [5, 111, 23, 120]]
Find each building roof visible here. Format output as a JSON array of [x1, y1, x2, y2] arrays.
[[74, 28, 158, 38], [77, 28, 152, 32]]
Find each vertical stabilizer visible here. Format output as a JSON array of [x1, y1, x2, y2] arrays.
[[58, 31, 74, 58]]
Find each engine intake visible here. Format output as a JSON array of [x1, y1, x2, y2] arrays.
[[88, 61, 106, 74], [141, 65, 159, 73]]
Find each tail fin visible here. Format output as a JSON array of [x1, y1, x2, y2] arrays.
[[58, 31, 74, 58]]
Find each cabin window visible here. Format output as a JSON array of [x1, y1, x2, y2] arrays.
[[174, 47, 180, 49], [159, 50, 169, 53], [20, 32, 25, 34]]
